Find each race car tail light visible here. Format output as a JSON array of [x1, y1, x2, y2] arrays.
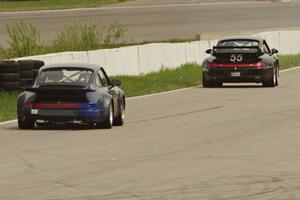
[[208, 62, 266, 68], [24, 103, 33, 109], [33, 103, 80, 109]]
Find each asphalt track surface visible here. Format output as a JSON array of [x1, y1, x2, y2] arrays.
[[1, 0, 300, 44], [0, 67, 300, 199]]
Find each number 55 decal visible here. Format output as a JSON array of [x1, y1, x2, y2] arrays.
[[230, 54, 243, 62]]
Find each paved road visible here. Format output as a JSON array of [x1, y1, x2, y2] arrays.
[[1, 67, 300, 199], [0, 1, 300, 44]]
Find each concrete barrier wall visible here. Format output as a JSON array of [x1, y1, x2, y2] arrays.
[[18, 30, 300, 76]]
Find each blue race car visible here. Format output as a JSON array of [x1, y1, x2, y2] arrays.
[[17, 63, 125, 129]]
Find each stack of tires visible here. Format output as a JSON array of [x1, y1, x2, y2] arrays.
[[0, 60, 20, 90], [0, 59, 45, 91], [18, 60, 45, 89]]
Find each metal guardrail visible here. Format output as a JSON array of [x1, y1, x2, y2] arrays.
[[0, 60, 44, 91]]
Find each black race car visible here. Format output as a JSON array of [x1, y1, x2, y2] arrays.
[[17, 63, 125, 129], [202, 36, 279, 87]]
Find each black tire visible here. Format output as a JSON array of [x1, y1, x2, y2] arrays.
[[20, 71, 33, 79], [18, 114, 35, 129], [0, 73, 19, 82], [275, 67, 279, 86], [0, 60, 17, 65], [0, 62, 20, 73], [19, 79, 34, 87], [97, 103, 113, 129], [32, 60, 45, 70], [202, 72, 211, 88], [33, 69, 39, 78], [202, 77, 210, 88], [18, 60, 34, 71], [263, 68, 276, 87], [216, 81, 223, 88], [202, 72, 218, 88], [0, 81, 19, 90], [113, 100, 125, 126]]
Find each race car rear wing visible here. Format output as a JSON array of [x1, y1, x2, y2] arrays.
[[25, 87, 96, 102], [212, 46, 262, 54], [25, 87, 96, 94]]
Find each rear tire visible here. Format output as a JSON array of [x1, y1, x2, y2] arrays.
[[97, 103, 113, 129], [202, 72, 213, 88], [18, 115, 35, 130], [113, 101, 125, 126], [203, 78, 221, 88], [263, 67, 277, 87], [275, 67, 279, 86], [216, 81, 223, 87]]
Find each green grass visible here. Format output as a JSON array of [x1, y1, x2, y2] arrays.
[[1, 54, 300, 122], [0, 91, 19, 121], [279, 54, 300, 70], [0, 20, 126, 58], [113, 64, 201, 97], [0, 0, 128, 11]]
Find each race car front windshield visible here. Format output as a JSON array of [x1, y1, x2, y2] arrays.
[[38, 68, 94, 86], [217, 40, 259, 47]]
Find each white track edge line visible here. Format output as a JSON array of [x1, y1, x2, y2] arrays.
[[0, 119, 17, 125], [0, 65, 299, 125]]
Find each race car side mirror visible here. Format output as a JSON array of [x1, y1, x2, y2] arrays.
[[271, 48, 278, 54], [205, 49, 212, 54], [111, 79, 121, 87]]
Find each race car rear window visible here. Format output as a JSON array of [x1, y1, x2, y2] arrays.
[[39, 67, 93, 85], [217, 40, 259, 47]]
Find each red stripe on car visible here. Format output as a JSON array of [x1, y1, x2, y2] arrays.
[[208, 62, 266, 68], [34, 103, 79, 109]]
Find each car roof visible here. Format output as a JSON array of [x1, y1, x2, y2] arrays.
[[40, 62, 102, 71], [217, 36, 264, 44]]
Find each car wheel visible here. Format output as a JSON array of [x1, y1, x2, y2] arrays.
[[216, 81, 223, 87], [113, 100, 125, 126], [97, 103, 113, 129], [275, 67, 279, 86], [263, 68, 276, 87], [18, 114, 35, 130], [202, 72, 213, 88]]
